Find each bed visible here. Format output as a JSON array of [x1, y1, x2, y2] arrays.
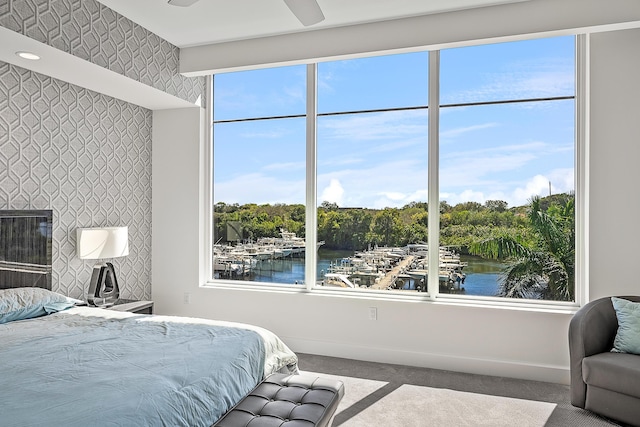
[[0, 210, 298, 425], [0, 287, 298, 427]]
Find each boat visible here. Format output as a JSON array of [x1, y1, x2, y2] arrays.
[[325, 244, 467, 292], [214, 229, 324, 279], [323, 273, 357, 288], [257, 229, 325, 254]]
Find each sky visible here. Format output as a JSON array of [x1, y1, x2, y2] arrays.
[[213, 36, 575, 210]]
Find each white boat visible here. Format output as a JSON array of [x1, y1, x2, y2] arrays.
[[326, 244, 467, 291], [257, 229, 324, 254], [323, 273, 357, 288]]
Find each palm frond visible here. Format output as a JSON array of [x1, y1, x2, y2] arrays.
[[498, 259, 546, 299], [471, 195, 575, 301], [528, 196, 565, 255], [469, 235, 531, 260]]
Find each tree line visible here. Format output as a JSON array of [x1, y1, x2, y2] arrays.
[[214, 193, 575, 301], [213, 193, 572, 254]]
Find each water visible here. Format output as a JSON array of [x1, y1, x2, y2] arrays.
[[459, 254, 504, 297], [248, 249, 351, 285], [246, 249, 505, 296]]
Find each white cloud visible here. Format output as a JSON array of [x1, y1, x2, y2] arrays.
[[318, 156, 365, 167], [320, 179, 345, 205], [440, 189, 487, 206], [284, 84, 305, 105], [440, 123, 499, 140], [380, 192, 407, 201], [439, 140, 568, 193], [240, 130, 287, 139], [370, 190, 431, 210], [215, 173, 305, 205], [441, 168, 575, 208], [513, 174, 552, 203], [440, 151, 538, 188], [445, 60, 574, 105], [512, 169, 574, 204], [321, 110, 427, 142], [318, 158, 428, 209], [218, 134, 573, 209], [371, 136, 425, 153]]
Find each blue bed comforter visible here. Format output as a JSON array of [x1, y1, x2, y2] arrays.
[[0, 307, 298, 427]]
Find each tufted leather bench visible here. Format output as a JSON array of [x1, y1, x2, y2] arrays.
[[213, 373, 345, 427]]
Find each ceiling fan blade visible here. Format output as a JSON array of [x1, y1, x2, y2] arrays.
[[284, 0, 325, 26], [167, 0, 199, 7]]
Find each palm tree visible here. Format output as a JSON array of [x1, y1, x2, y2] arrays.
[[469, 195, 575, 301]]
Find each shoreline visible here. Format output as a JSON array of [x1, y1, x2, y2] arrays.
[[221, 248, 504, 297]]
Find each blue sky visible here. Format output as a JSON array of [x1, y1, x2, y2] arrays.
[[213, 36, 575, 210]]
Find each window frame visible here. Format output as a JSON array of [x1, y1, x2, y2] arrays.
[[204, 34, 588, 310]]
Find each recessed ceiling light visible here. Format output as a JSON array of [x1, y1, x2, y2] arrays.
[[167, 0, 199, 6], [16, 51, 40, 60]]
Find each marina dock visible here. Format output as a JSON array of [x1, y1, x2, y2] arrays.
[[214, 231, 467, 293], [372, 255, 416, 290], [324, 245, 466, 291]]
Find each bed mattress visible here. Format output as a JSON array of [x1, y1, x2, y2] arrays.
[[0, 307, 298, 427]]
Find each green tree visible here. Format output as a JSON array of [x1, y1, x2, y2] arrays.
[[320, 201, 339, 210], [470, 195, 574, 301], [485, 200, 508, 212], [368, 208, 402, 246], [453, 201, 483, 212]]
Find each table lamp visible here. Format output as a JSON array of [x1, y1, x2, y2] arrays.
[[77, 227, 129, 306]]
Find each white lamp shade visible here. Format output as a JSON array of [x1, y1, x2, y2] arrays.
[[77, 227, 129, 259]]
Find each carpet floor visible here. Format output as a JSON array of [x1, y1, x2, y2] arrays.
[[297, 353, 625, 427]]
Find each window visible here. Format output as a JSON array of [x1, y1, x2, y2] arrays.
[[212, 66, 306, 285], [316, 53, 429, 290], [211, 35, 578, 303], [438, 37, 576, 300]]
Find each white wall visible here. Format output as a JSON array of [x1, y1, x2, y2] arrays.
[[180, 0, 640, 75], [589, 28, 640, 300], [152, 107, 204, 304], [152, 27, 640, 385]]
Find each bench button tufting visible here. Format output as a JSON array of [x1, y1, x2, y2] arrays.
[[213, 374, 344, 427]]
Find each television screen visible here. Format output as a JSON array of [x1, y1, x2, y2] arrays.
[[0, 210, 53, 290]]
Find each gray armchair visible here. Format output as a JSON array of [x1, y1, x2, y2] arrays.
[[569, 295, 640, 426]]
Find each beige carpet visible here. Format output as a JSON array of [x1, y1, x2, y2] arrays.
[[302, 371, 557, 427], [298, 353, 621, 427]]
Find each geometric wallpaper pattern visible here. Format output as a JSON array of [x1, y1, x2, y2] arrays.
[[0, 0, 209, 300], [1, 0, 206, 105], [0, 62, 152, 300]]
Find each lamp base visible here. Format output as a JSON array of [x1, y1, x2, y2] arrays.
[[87, 262, 120, 306]]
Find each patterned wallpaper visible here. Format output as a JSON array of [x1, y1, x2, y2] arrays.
[[0, 0, 208, 299], [0, 0, 206, 105], [0, 62, 152, 300]]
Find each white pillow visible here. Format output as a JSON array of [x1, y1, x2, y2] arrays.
[[0, 287, 82, 324]]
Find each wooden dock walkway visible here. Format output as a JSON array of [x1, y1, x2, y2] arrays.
[[372, 255, 416, 290]]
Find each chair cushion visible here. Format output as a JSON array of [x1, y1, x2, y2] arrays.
[[583, 352, 640, 399]]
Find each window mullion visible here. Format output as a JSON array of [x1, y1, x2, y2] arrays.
[[305, 63, 318, 290], [575, 34, 589, 306], [427, 50, 440, 299], [205, 75, 213, 283]]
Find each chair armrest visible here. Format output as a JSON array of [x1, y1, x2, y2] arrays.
[[569, 296, 640, 407]]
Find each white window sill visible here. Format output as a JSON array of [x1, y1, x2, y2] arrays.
[[202, 280, 580, 315]]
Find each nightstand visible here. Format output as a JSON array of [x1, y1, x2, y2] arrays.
[[107, 299, 154, 314]]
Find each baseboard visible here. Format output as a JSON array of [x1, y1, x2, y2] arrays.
[[285, 336, 570, 385]]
